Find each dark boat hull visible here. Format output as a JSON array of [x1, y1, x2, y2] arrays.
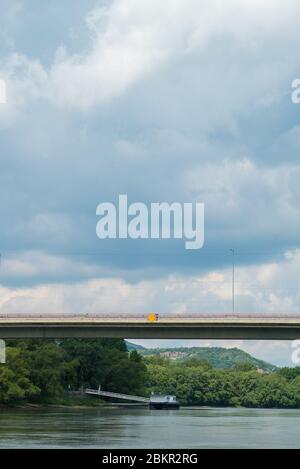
[[149, 403, 180, 410]]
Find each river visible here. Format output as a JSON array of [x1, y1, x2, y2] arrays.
[[0, 406, 300, 449]]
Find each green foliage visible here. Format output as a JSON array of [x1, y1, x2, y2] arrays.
[[60, 339, 147, 394], [0, 347, 39, 405], [2, 338, 300, 410], [234, 362, 257, 372], [0, 339, 146, 405], [23, 340, 78, 400], [146, 360, 300, 409], [136, 345, 277, 372], [279, 367, 300, 381]]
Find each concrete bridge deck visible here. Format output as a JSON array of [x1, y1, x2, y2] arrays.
[[1, 314, 300, 339]]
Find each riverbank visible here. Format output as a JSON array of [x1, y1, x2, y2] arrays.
[[2, 338, 300, 410], [0, 395, 106, 409], [2, 399, 300, 411]]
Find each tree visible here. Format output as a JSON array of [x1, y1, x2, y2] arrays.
[[23, 341, 78, 399], [0, 347, 39, 404], [60, 339, 147, 394], [234, 362, 257, 372], [5, 339, 78, 401], [279, 367, 300, 381], [145, 357, 300, 409]]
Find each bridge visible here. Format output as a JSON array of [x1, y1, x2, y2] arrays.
[[1, 314, 300, 339], [85, 388, 149, 403]]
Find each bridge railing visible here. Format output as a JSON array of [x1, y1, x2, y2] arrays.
[[85, 388, 149, 403]]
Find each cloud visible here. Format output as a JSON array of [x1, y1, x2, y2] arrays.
[[185, 158, 300, 249], [2, 0, 300, 110], [0, 0, 23, 51], [1, 251, 109, 282], [1, 248, 300, 315], [1, 0, 300, 348]]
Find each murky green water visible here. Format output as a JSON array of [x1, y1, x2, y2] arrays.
[[0, 406, 300, 449]]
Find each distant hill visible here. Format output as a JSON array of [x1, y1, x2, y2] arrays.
[[126, 341, 146, 351], [126, 342, 277, 372]]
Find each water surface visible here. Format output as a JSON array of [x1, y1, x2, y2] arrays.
[[0, 407, 299, 449]]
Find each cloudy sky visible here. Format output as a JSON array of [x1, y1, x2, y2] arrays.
[[1, 0, 300, 365]]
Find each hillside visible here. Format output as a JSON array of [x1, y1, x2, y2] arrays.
[[126, 342, 145, 351], [126, 342, 277, 372]]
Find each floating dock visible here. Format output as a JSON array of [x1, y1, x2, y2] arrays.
[[85, 388, 180, 409]]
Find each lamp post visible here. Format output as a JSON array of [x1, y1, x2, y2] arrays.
[[230, 249, 235, 314]]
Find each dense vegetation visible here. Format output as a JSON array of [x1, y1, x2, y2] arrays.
[[127, 343, 277, 372], [146, 356, 300, 408], [1, 340, 300, 409], [0, 339, 147, 405]]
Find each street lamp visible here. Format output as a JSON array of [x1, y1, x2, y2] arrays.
[[230, 249, 235, 314]]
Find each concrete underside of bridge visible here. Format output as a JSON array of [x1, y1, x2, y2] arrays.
[[1, 324, 300, 340]]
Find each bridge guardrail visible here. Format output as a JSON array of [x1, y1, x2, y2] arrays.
[[85, 388, 149, 403]]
